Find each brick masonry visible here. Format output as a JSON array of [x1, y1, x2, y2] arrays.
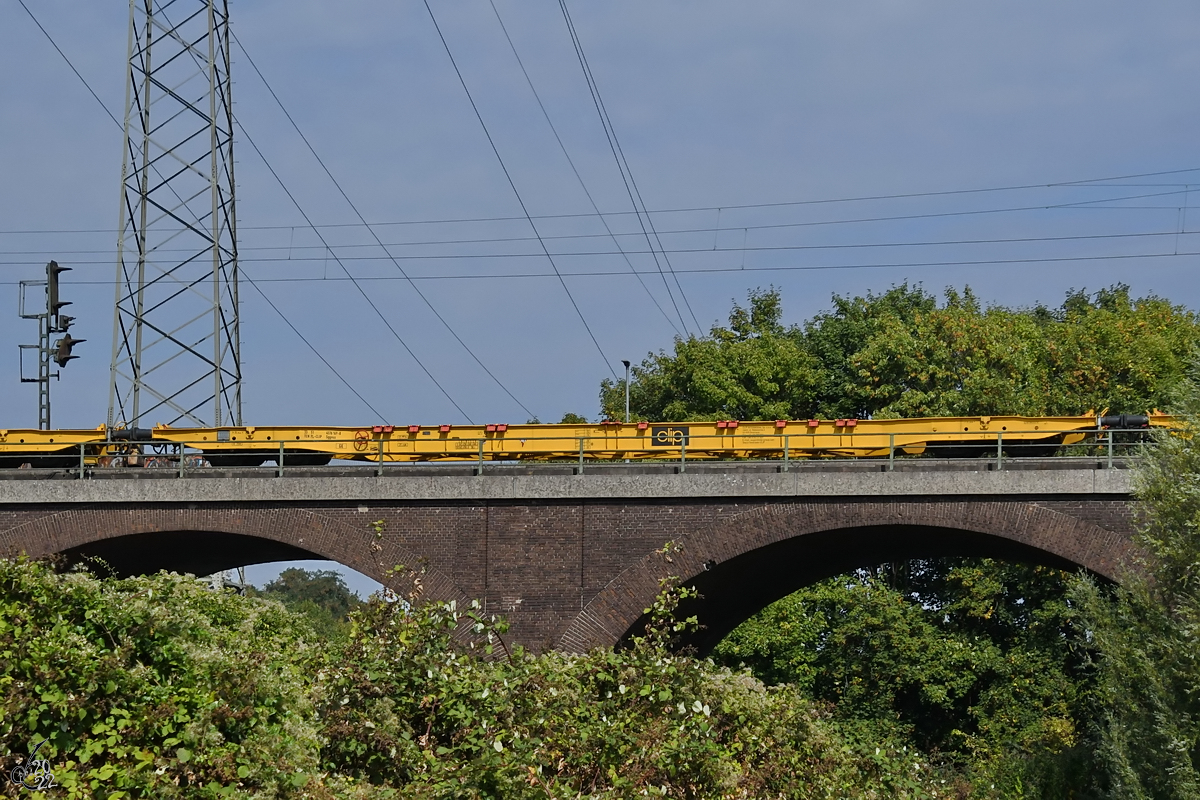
[[0, 494, 1137, 654]]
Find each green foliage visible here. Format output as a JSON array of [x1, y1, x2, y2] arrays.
[[255, 568, 362, 641], [558, 412, 589, 424], [600, 288, 820, 421], [602, 283, 1199, 421], [802, 283, 938, 419], [315, 578, 950, 798], [850, 290, 1053, 417], [714, 561, 1092, 795], [0, 561, 320, 798], [0, 561, 962, 798], [1071, 376, 1200, 799], [1042, 286, 1199, 416], [601, 285, 1200, 798]]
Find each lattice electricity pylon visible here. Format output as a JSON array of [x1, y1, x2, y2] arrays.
[[109, 0, 241, 429]]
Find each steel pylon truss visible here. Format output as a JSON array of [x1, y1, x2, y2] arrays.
[[109, 0, 241, 429]]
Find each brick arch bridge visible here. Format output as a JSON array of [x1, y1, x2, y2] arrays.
[[0, 465, 1137, 653]]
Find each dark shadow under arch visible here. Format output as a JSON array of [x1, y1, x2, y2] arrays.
[[559, 500, 1138, 654], [59, 530, 321, 578], [0, 506, 470, 608], [635, 524, 1094, 654]]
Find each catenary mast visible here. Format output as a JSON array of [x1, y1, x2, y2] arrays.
[[109, 0, 241, 429]]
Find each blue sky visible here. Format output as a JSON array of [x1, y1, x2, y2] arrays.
[[3, 1, 1198, 592]]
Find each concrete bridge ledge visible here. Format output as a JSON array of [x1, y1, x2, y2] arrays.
[[0, 467, 1132, 504]]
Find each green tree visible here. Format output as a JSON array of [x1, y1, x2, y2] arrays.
[[600, 287, 820, 421], [1042, 285, 1199, 416], [851, 289, 1051, 417], [1071, 377, 1200, 798], [257, 567, 361, 640], [802, 282, 938, 419], [715, 560, 1091, 794], [606, 283, 1198, 423]]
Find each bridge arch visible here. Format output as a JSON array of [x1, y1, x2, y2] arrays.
[[558, 500, 1139, 654], [0, 506, 468, 605]]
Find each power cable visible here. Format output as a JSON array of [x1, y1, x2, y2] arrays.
[[8, 219, 1190, 266], [556, 0, 701, 334], [231, 32, 535, 421], [16, 246, 1197, 286], [485, 0, 682, 336], [239, 247, 1200, 277], [15, 0, 121, 128], [236, 121, 474, 422], [245, 278, 387, 420], [420, 0, 617, 378], [2, 213, 1190, 260], [4, 169, 1199, 236]]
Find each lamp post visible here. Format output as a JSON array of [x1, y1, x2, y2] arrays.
[[621, 360, 631, 423]]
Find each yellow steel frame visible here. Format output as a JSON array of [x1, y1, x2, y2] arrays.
[[0, 426, 109, 458], [0, 414, 1174, 464]]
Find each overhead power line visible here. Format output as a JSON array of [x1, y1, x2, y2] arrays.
[[485, 0, 682, 336], [556, 0, 700, 335], [7, 222, 1193, 267], [2, 215, 1190, 261], [235, 121, 474, 422], [420, 0, 617, 378], [244, 248, 1200, 279], [16, 246, 1198, 287], [4, 182, 1192, 238], [15, 0, 121, 128], [245, 278, 387, 420], [231, 31, 535, 421]]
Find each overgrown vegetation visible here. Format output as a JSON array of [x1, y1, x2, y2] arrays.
[[0, 565, 961, 798], [1068, 383, 1200, 798], [713, 561, 1093, 795]]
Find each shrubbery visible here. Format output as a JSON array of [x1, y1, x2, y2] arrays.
[[0, 565, 959, 798], [0, 563, 320, 797]]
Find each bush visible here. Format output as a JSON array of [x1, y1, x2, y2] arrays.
[[0, 563, 958, 798]]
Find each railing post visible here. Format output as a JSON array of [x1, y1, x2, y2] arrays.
[[1107, 431, 1114, 469], [577, 438, 584, 474], [888, 433, 895, 472], [996, 431, 1003, 470], [782, 434, 789, 473], [178, 442, 185, 478], [376, 436, 385, 477], [680, 438, 686, 474], [78, 442, 86, 479], [277, 440, 285, 478], [476, 439, 484, 476]]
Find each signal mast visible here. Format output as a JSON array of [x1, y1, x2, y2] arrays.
[[17, 260, 84, 430]]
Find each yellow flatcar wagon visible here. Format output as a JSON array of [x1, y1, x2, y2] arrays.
[[0, 413, 1171, 468]]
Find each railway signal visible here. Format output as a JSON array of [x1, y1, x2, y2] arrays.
[[47, 261, 72, 320], [16, 261, 82, 429], [53, 335, 85, 367]]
